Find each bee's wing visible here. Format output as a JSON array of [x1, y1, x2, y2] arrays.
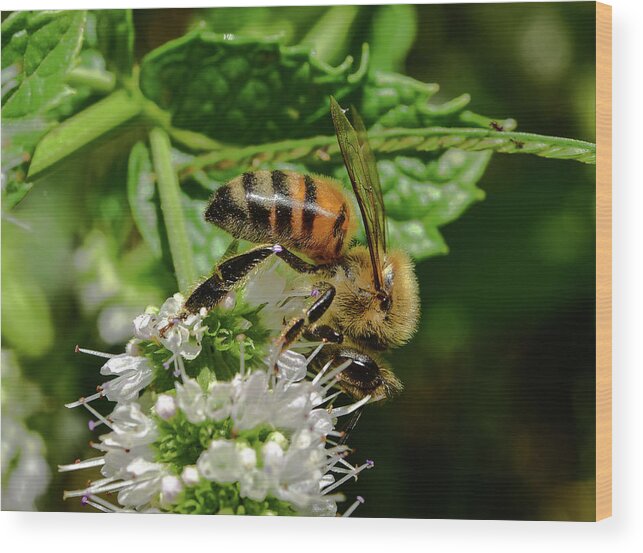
[[330, 96, 386, 292]]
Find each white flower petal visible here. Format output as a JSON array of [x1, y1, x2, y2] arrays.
[[175, 378, 206, 423], [100, 356, 153, 403], [276, 350, 308, 382], [232, 371, 270, 430], [239, 469, 270, 502], [205, 382, 234, 420]]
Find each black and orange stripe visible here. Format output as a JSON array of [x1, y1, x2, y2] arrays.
[[205, 170, 356, 263]]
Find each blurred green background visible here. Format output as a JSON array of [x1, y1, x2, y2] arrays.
[[1, 3, 596, 519]]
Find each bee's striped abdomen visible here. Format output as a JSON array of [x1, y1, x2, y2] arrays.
[[242, 172, 271, 232], [206, 170, 356, 263], [302, 174, 317, 236]]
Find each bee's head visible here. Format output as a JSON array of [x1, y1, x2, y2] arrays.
[[337, 246, 420, 350]]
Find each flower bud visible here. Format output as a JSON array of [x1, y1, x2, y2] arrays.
[[155, 394, 176, 420]]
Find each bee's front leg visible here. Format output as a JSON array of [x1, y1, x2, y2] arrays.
[[303, 325, 343, 344]]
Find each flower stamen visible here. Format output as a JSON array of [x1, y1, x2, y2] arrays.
[[342, 496, 365, 517], [75, 345, 116, 359]]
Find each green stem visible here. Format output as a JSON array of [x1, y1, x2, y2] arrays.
[[28, 89, 142, 179], [149, 127, 197, 292], [66, 66, 116, 94], [181, 127, 596, 176]]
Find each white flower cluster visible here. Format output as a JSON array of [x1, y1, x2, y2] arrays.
[[1, 350, 52, 511], [66, 293, 207, 409], [60, 295, 373, 517]]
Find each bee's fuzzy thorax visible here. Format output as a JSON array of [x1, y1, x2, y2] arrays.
[[328, 246, 420, 351]]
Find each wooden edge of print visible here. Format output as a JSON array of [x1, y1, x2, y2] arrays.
[[595, 1, 612, 522]]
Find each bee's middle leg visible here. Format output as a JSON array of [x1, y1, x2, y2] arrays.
[[272, 282, 338, 361]]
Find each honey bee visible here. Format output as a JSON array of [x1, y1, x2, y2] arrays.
[[183, 96, 420, 400]]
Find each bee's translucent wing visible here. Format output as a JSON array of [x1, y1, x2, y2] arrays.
[[330, 96, 386, 292]]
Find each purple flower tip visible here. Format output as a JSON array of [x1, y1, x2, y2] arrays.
[[311, 288, 320, 298], [357, 496, 365, 503], [272, 244, 283, 253], [81, 496, 89, 505], [88, 420, 96, 431], [366, 459, 375, 468]]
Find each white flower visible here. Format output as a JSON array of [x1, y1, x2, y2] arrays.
[[261, 441, 285, 478], [65, 347, 154, 410], [181, 465, 200, 486], [270, 381, 314, 431], [102, 446, 154, 479], [197, 439, 243, 483], [98, 403, 158, 452], [161, 475, 183, 505], [1, 417, 51, 511], [61, 293, 373, 517], [100, 354, 153, 403], [307, 409, 334, 437], [239, 445, 257, 470], [154, 394, 177, 420], [133, 293, 207, 360], [231, 370, 271, 430], [276, 349, 308, 382], [2, 350, 52, 511], [239, 468, 271, 501], [175, 378, 207, 423], [117, 458, 166, 508], [132, 311, 156, 340], [204, 381, 235, 420]]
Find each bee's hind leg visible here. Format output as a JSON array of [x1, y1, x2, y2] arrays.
[[184, 245, 279, 313], [271, 282, 337, 365], [183, 244, 329, 315]]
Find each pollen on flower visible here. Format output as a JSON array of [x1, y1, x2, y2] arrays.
[[61, 289, 375, 516]]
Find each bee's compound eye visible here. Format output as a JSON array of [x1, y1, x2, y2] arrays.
[[338, 352, 382, 389], [379, 294, 392, 312]]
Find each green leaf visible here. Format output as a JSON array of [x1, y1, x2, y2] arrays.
[[361, 71, 516, 133], [1, 10, 87, 118], [300, 5, 360, 65], [361, 71, 439, 127], [1, 117, 54, 208], [377, 151, 489, 226], [368, 5, 417, 73], [127, 141, 163, 258], [94, 9, 134, 76], [182, 192, 232, 277], [387, 219, 448, 258], [139, 31, 368, 143], [1, 243, 54, 358], [331, 150, 489, 260]]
